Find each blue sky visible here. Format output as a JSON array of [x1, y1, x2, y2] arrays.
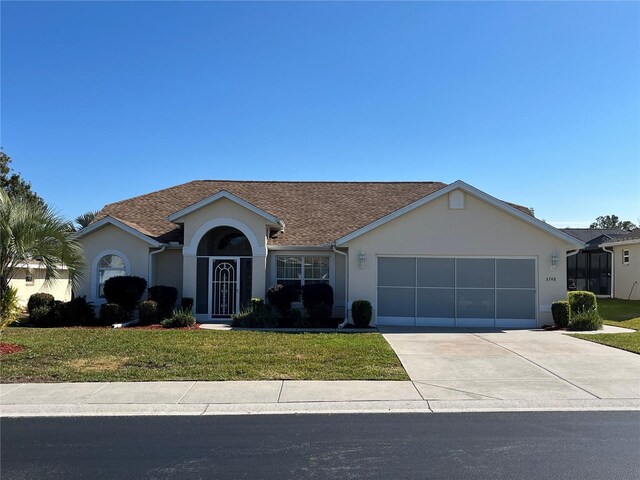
[[2, 1, 638, 227]]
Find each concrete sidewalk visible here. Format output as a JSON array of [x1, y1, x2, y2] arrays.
[[2, 379, 639, 417]]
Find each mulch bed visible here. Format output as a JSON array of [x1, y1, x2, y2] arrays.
[[0, 343, 24, 355], [129, 324, 202, 330]]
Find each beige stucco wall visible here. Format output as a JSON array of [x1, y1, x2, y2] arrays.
[[343, 190, 575, 327], [180, 198, 269, 310], [153, 248, 184, 297], [10, 267, 71, 307], [611, 243, 640, 300], [77, 224, 151, 303]]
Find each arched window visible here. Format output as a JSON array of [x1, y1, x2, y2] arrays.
[[197, 226, 252, 256], [97, 254, 126, 298]]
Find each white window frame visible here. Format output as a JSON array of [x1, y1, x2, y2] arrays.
[[92, 250, 130, 302], [622, 249, 630, 265], [273, 254, 333, 303]]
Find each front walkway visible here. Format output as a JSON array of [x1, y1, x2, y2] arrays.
[[380, 326, 640, 405]]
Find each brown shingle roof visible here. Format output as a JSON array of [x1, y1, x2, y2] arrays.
[[94, 181, 533, 246]]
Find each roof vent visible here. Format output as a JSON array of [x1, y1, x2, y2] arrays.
[[449, 190, 465, 209]]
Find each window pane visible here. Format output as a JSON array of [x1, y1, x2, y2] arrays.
[[456, 289, 495, 318], [456, 259, 495, 288], [378, 287, 415, 317], [497, 290, 535, 319], [378, 257, 416, 287], [496, 259, 535, 288], [99, 254, 125, 269], [417, 258, 455, 287], [277, 257, 301, 279], [304, 257, 329, 280], [417, 288, 455, 318], [98, 267, 126, 297]]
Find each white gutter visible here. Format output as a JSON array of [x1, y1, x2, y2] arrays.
[[332, 246, 350, 328], [601, 246, 615, 299]]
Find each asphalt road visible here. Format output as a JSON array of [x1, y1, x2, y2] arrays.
[[2, 412, 639, 480]]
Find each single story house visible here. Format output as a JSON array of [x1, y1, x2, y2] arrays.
[[75, 180, 584, 328], [10, 263, 71, 307], [561, 228, 639, 300]]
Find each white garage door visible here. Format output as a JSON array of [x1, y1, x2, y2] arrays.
[[377, 257, 537, 328]]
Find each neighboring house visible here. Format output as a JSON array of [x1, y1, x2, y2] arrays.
[[10, 263, 72, 307], [75, 180, 583, 328], [600, 231, 640, 301], [561, 228, 638, 299]]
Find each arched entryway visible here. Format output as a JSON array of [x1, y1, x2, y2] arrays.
[[195, 226, 253, 317]]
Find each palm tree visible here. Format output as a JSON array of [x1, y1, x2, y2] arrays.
[[0, 191, 85, 303], [74, 210, 99, 230]]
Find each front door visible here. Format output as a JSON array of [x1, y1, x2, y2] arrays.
[[210, 258, 239, 317]]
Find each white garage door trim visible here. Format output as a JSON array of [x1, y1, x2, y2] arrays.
[[376, 255, 538, 328]]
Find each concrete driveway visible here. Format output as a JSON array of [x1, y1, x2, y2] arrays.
[[380, 327, 640, 402]]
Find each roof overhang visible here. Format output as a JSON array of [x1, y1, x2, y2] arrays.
[[335, 180, 585, 249], [600, 238, 640, 247], [167, 190, 283, 228], [74, 216, 162, 247]]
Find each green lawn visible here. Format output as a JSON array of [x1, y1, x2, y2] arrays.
[[0, 328, 408, 383], [571, 299, 640, 355]]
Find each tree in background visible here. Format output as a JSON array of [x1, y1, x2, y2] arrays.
[[590, 215, 637, 230], [0, 150, 44, 206], [74, 210, 99, 230]]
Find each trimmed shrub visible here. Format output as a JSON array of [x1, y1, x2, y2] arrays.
[[352, 300, 373, 328], [567, 291, 597, 316], [27, 293, 54, 314], [551, 301, 571, 328], [301, 283, 334, 311], [139, 300, 159, 325], [161, 309, 196, 328], [266, 284, 299, 318], [62, 296, 96, 326], [231, 305, 278, 328], [568, 308, 603, 331], [99, 303, 128, 325], [308, 303, 332, 327], [29, 306, 51, 327], [181, 297, 194, 311], [148, 286, 179, 319], [103, 276, 147, 311]]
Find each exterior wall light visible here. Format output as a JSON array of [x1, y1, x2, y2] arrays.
[[550, 250, 558, 270], [359, 251, 367, 269]]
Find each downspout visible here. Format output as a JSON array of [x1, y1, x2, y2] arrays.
[[601, 246, 615, 299], [332, 246, 349, 328]]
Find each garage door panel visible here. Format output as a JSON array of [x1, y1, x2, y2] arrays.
[[456, 289, 495, 318], [378, 258, 416, 287], [378, 287, 415, 317], [456, 259, 495, 288], [417, 288, 455, 318], [417, 258, 455, 287], [497, 259, 535, 289], [496, 289, 536, 319]]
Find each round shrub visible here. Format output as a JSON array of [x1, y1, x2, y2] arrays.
[[551, 301, 571, 328], [567, 291, 597, 316], [63, 296, 96, 326], [308, 303, 332, 327], [148, 285, 179, 319], [301, 283, 334, 312], [352, 300, 373, 328], [103, 276, 147, 311], [266, 284, 299, 318], [27, 293, 54, 314], [99, 303, 129, 325], [29, 306, 51, 327], [568, 308, 603, 331], [161, 309, 196, 328], [139, 300, 159, 325]]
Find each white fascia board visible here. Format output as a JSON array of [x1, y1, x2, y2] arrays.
[[600, 238, 640, 247], [167, 190, 281, 226], [267, 244, 333, 251], [335, 180, 585, 249], [74, 216, 162, 247]]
